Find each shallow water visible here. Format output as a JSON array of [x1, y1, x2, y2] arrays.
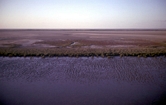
[[0, 57, 166, 105]]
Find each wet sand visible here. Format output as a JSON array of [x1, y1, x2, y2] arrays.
[[0, 57, 166, 105]]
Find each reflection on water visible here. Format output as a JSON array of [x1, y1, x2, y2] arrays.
[[0, 57, 166, 105]]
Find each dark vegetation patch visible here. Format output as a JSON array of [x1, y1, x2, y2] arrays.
[[0, 46, 165, 57]]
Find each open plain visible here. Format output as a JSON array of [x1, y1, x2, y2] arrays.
[[0, 29, 166, 57]]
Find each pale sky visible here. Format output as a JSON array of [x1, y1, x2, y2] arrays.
[[0, 0, 166, 29]]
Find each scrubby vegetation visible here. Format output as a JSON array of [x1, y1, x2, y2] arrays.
[[0, 46, 165, 57]]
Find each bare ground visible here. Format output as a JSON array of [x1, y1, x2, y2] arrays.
[[0, 30, 166, 57]]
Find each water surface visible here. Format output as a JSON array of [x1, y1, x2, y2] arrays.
[[0, 57, 166, 105]]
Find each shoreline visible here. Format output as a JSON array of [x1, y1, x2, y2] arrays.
[[0, 47, 165, 57]]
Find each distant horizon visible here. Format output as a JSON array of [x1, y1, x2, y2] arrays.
[[1, 28, 166, 31]]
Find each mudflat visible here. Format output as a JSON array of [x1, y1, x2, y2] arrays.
[[0, 29, 166, 57]]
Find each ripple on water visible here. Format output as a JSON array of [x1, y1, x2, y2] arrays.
[[0, 57, 166, 105]]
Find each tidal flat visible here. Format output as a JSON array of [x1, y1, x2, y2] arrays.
[[0, 30, 166, 57], [0, 57, 166, 105]]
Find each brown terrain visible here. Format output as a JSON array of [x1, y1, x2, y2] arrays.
[[0, 29, 166, 57]]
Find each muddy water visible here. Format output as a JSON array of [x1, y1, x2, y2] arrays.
[[0, 57, 166, 105]]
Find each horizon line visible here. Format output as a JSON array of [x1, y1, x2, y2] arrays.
[[0, 28, 166, 31]]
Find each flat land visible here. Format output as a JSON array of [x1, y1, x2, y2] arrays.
[[0, 29, 166, 57]]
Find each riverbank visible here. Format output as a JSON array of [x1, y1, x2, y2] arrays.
[[0, 47, 166, 57]]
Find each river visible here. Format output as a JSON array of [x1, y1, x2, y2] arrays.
[[0, 57, 166, 105]]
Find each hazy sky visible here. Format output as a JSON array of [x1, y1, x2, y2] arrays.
[[0, 0, 166, 29]]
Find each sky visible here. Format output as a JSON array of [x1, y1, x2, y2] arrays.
[[0, 0, 166, 29]]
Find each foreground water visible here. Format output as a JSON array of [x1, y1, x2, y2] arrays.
[[0, 57, 166, 105]]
